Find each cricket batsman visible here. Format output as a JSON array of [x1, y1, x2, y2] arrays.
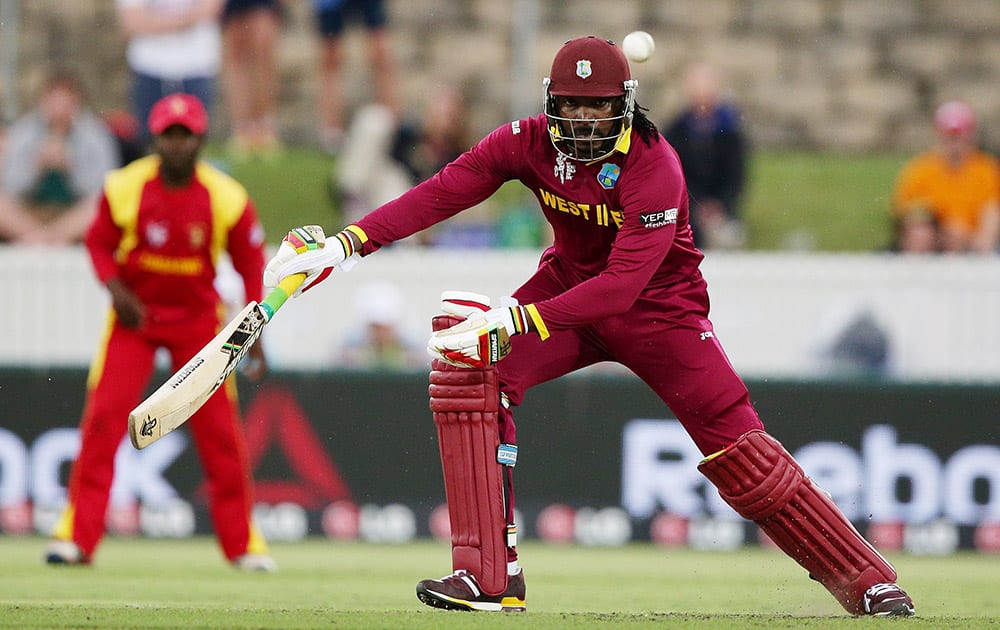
[[264, 36, 915, 615], [45, 93, 275, 571]]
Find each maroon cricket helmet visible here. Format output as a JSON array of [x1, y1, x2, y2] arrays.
[[547, 36, 632, 97], [543, 36, 638, 161]]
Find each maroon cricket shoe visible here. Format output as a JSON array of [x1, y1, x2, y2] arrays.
[[863, 583, 915, 617], [416, 568, 526, 612]]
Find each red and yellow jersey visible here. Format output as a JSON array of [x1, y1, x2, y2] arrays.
[[892, 149, 1000, 232], [86, 155, 266, 331], [352, 114, 701, 334]]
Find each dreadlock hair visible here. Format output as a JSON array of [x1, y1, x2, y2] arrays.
[[632, 102, 658, 146]]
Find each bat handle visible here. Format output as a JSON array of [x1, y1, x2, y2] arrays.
[[259, 273, 307, 321]]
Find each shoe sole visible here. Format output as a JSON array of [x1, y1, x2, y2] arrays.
[[868, 595, 915, 617], [872, 604, 915, 617], [416, 586, 525, 612]]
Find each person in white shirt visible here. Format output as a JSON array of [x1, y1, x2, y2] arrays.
[[116, 0, 225, 147], [0, 72, 119, 244]]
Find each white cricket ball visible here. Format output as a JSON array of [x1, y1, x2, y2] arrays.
[[622, 31, 655, 63]]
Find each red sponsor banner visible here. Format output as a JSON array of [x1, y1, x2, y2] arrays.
[[974, 522, 1000, 553], [242, 385, 352, 508], [866, 521, 905, 552], [650, 512, 688, 547], [536, 504, 576, 544]]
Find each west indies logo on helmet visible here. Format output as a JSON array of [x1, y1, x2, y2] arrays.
[[544, 36, 638, 162]]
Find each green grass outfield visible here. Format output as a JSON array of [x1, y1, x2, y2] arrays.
[[1, 537, 995, 629]]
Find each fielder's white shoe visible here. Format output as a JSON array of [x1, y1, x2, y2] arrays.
[[44, 540, 90, 566], [234, 553, 277, 572]]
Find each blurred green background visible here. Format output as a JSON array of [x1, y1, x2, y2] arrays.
[[209, 147, 909, 252]]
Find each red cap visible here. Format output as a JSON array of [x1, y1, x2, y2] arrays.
[[148, 93, 208, 135], [934, 100, 976, 137], [548, 36, 631, 97]]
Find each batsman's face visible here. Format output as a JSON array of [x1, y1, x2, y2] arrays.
[[553, 95, 624, 159], [154, 125, 202, 178]]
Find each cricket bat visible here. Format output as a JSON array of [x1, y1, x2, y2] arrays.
[[128, 273, 306, 450]]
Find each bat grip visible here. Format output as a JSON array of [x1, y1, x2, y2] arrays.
[[259, 273, 307, 321]]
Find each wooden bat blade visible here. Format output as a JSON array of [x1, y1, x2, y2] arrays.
[[128, 301, 264, 449], [128, 272, 306, 449]]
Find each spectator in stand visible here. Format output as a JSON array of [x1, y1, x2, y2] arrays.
[[0, 71, 120, 245], [116, 0, 225, 149], [221, 0, 284, 158], [890, 208, 943, 254], [313, 0, 399, 154], [100, 109, 147, 167], [663, 62, 748, 250], [337, 281, 425, 371], [892, 99, 1000, 254], [336, 84, 469, 229]]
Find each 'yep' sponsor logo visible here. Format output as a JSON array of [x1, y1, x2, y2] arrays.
[[639, 208, 677, 228]]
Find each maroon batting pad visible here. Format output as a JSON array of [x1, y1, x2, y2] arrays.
[[698, 429, 897, 614], [428, 314, 508, 596]]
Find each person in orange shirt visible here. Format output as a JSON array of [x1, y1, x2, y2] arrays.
[[892, 100, 1000, 253], [44, 93, 275, 571]]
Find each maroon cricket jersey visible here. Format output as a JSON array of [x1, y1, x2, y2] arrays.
[[354, 113, 704, 332]]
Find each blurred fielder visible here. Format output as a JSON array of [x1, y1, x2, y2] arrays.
[[264, 36, 914, 616], [45, 93, 275, 572]]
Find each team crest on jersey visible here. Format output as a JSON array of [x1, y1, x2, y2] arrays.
[[576, 60, 592, 79], [189, 224, 206, 249], [597, 163, 621, 189], [145, 221, 169, 248]]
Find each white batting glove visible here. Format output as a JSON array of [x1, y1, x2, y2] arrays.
[[440, 291, 529, 337], [263, 225, 358, 296], [440, 290, 491, 318], [428, 317, 510, 369], [429, 291, 530, 368], [485, 297, 531, 337]]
